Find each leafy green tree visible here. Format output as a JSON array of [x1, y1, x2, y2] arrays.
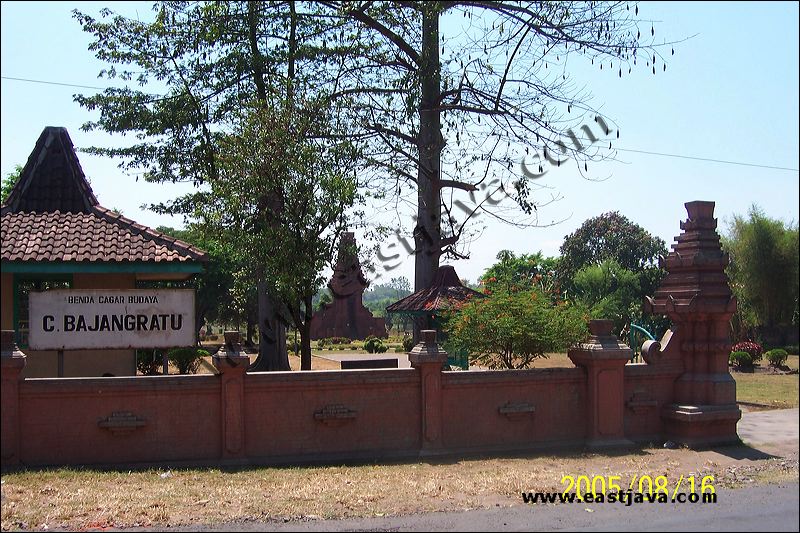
[[388, 276, 412, 298], [444, 289, 588, 369], [557, 211, 667, 297], [364, 277, 413, 304], [363, 276, 413, 332], [314, 289, 333, 312], [74, 2, 347, 369], [1, 164, 23, 204], [155, 225, 243, 339], [572, 260, 640, 336], [723, 205, 799, 344], [557, 213, 669, 342], [205, 102, 358, 370], [481, 250, 560, 294], [73, 2, 672, 302]]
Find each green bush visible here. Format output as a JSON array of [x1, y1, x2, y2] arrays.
[[167, 348, 209, 374], [444, 289, 588, 369], [765, 349, 789, 367], [363, 335, 388, 353], [402, 336, 415, 352], [136, 349, 163, 375], [729, 350, 753, 368], [394, 346, 405, 353], [317, 337, 351, 349]]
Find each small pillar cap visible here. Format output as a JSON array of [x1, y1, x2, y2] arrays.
[[409, 330, 448, 365]]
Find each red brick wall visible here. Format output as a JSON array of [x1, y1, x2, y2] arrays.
[[18, 376, 221, 465], [243, 370, 421, 461], [441, 368, 587, 452], [0, 356, 716, 468], [623, 363, 682, 443]]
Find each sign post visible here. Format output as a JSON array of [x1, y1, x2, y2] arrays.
[[28, 289, 196, 352]]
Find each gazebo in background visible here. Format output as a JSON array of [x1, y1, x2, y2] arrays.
[[386, 265, 484, 369]]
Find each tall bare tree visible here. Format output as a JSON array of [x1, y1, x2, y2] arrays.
[[75, 2, 676, 343]]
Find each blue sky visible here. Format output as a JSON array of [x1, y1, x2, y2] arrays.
[[2, 1, 798, 286]]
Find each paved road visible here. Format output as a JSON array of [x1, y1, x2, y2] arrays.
[[737, 408, 799, 446], [149, 482, 800, 532]]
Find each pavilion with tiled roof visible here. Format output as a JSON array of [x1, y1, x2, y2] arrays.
[[1, 127, 207, 377], [386, 265, 483, 368]]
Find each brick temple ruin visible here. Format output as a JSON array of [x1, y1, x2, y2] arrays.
[[308, 232, 386, 340]]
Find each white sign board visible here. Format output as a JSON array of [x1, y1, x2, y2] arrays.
[[28, 289, 196, 350]]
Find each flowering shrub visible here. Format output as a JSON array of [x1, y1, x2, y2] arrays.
[[732, 341, 763, 364]]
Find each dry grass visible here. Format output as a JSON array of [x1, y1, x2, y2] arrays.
[[528, 352, 575, 369], [733, 355, 799, 409], [289, 353, 343, 371], [3, 448, 797, 530]]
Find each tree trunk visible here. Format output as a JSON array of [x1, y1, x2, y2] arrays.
[[249, 281, 289, 371], [246, 313, 256, 347], [300, 294, 313, 371], [195, 308, 206, 348], [414, 6, 443, 341]]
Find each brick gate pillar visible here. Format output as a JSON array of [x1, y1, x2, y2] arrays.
[[1, 330, 26, 467], [212, 331, 250, 461], [569, 320, 634, 449], [644, 201, 741, 447], [409, 330, 448, 455]]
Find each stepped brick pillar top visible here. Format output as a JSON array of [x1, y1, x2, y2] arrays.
[[2, 330, 26, 466], [213, 331, 250, 460], [409, 330, 448, 454], [568, 320, 633, 449], [644, 201, 740, 447]]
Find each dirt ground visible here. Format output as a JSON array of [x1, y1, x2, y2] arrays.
[[1, 417, 797, 531]]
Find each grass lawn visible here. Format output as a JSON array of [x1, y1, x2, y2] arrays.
[[732, 355, 799, 409]]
